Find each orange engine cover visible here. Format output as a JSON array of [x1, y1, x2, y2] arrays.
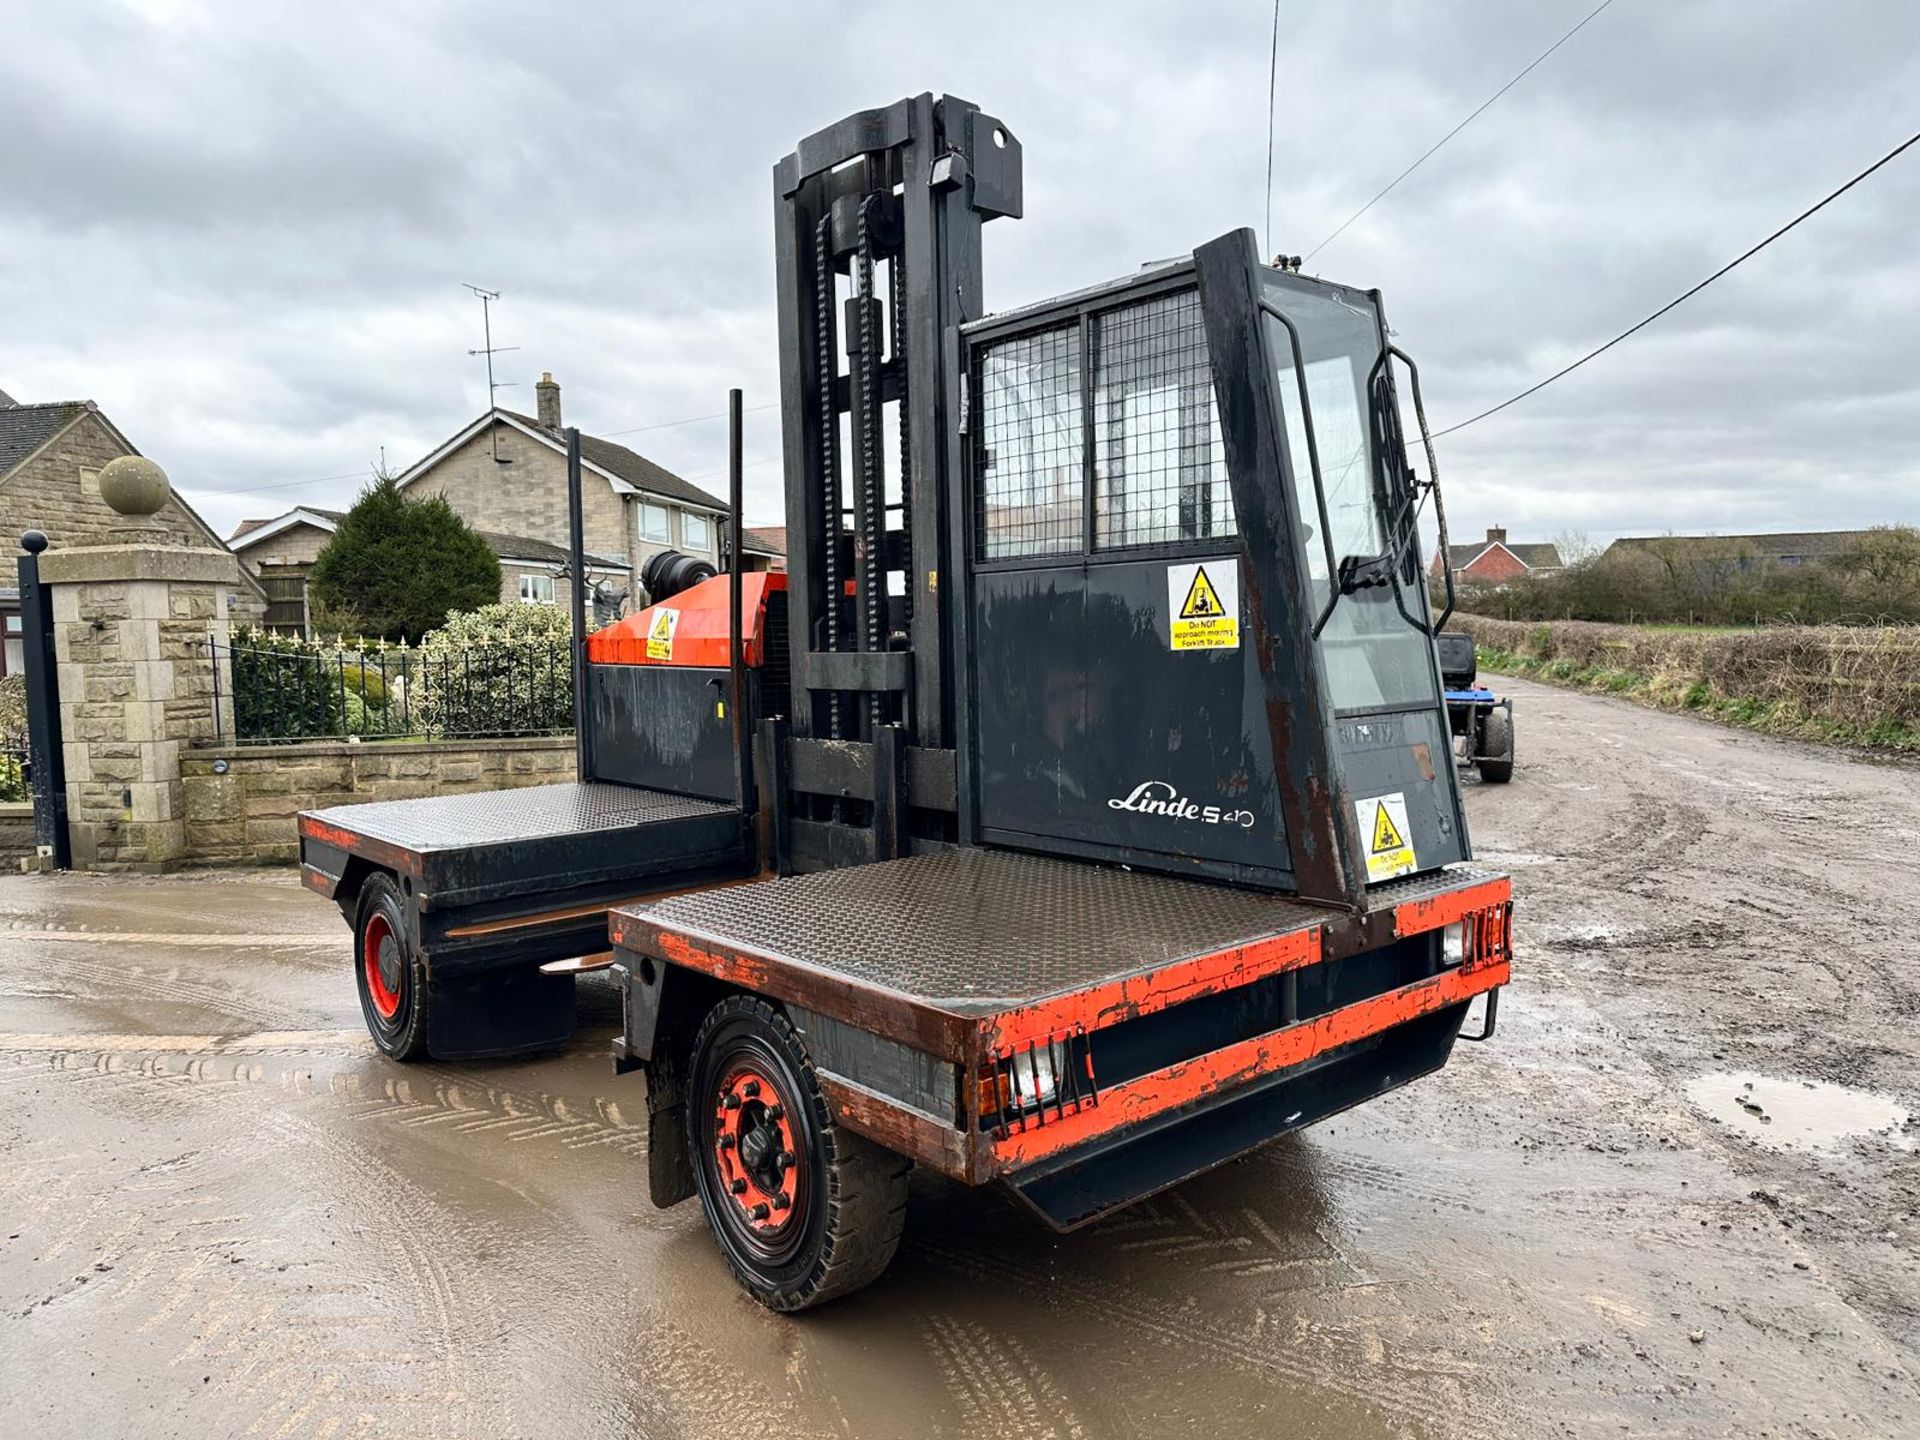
[[585, 570, 786, 668]]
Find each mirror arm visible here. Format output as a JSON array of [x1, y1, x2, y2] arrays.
[[1388, 343, 1454, 632]]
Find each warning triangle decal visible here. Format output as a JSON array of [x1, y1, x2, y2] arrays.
[[1370, 803, 1406, 855], [649, 611, 673, 640], [1179, 566, 1224, 619]]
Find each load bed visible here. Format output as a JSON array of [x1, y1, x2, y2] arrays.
[[609, 848, 1510, 1229], [300, 781, 754, 979]]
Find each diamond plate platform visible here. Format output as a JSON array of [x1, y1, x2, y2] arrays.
[[306, 782, 732, 852], [628, 849, 1341, 1012]]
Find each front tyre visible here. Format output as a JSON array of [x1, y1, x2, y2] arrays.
[[688, 996, 909, 1310], [1477, 707, 1514, 784], [354, 873, 430, 1061]]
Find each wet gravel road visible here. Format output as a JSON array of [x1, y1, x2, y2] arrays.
[[2, 675, 1917, 1438]]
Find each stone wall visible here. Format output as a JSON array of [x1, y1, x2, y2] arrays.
[[181, 736, 577, 863], [0, 802, 34, 869]]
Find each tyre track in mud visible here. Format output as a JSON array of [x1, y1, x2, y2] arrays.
[[0, 1043, 666, 1439], [905, 1231, 1496, 1440], [1, 1051, 511, 1438]]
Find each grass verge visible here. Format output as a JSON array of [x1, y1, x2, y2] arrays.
[[1474, 645, 1919, 753]]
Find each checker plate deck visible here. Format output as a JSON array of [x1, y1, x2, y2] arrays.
[[629, 849, 1492, 1014], [306, 782, 732, 853]]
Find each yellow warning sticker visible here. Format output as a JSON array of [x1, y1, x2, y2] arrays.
[[1355, 792, 1418, 882], [1168, 562, 1239, 651], [646, 608, 680, 661]]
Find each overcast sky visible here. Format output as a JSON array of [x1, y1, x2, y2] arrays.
[[3, 0, 1917, 549]]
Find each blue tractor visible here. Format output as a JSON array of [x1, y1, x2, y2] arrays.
[[1436, 632, 1513, 784]]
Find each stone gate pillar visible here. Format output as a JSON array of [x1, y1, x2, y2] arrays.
[[36, 457, 238, 870]]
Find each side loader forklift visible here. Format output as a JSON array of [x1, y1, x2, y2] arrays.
[[300, 95, 1511, 1309]]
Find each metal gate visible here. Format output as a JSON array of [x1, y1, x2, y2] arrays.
[[18, 530, 69, 868]]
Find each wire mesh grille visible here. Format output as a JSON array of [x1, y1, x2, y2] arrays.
[[975, 325, 1084, 559], [1093, 289, 1235, 549]]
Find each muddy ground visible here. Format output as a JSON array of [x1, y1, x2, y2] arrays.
[[2, 675, 1916, 1439]]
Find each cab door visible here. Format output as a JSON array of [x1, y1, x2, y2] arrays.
[[1193, 229, 1469, 907]]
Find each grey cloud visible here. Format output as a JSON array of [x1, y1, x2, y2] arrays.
[[1, 0, 1916, 543]]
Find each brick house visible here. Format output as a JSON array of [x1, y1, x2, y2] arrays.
[[0, 389, 264, 672], [1433, 527, 1562, 587], [228, 506, 629, 633]]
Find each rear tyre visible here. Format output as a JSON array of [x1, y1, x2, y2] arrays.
[[688, 996, 909, 1311], [1477, 708, 1514, 784], [354, 873, 430, 1061]]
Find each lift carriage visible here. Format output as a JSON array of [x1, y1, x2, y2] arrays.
[[301, 95, 1512, 1309]]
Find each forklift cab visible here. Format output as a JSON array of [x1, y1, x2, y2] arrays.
[[962, 228, 1465, 909]]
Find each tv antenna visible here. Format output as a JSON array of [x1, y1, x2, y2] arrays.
[[464, 284, 519, 464]]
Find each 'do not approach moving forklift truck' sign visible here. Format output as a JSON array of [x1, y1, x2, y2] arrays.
[[298, 94, 1511, 1312]]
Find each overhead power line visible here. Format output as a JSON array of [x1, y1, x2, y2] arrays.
[[1264, 0, 1282, 256], [177, 470, 369, 501], [1432, 126, 1920, 439], [602, 402, 777, 438], [1305, 0, 1617, 263]]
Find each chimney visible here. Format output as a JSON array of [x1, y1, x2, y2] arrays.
[[1487, 526, 1507, 545], [535, 372, 561, 430]]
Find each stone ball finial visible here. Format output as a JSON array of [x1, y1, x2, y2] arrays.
[[97, 456, 170, 517]]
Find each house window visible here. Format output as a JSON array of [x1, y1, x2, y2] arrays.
[[683, 513, 712, 551], [518, 574, 555, 605], [640, 503, 671, 543], [3, 613, 21, 677]]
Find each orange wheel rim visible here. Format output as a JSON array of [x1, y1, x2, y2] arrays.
[[363, 913, 402, 1020], [711, 1061, 801, 1237]]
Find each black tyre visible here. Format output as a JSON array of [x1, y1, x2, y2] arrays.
[[688, 996, 909, 1311], [1477, 708, 1514, 784], [354, 873, 431, 1061]]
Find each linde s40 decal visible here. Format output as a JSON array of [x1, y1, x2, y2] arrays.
[[1108, 781, 1255, 828]]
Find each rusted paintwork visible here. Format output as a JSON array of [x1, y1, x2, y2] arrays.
[[299, 815, 420, 880], [988, 951, 1508, 1171], [987, 925, 1320, 1052], [816, 1072, 972, 1178], [614, 918, 977, 1063]]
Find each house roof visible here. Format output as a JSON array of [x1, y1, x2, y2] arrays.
[[745, 525, 786, 557], [395, 408, 727, 515], [1606, 530, 1871, 562], [0, 398, 263, 600], [229, 505, 622, 569], [1444, 538, 1562, 571], [0, 387, 18, 408], [0, 401, 90, 479]]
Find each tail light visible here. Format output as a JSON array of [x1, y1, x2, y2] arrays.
[[980, 1027, 1097, 1137], [1440, 901, 1511, 970]]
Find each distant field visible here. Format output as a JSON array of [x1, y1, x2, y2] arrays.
[[1457, 615, 1920, 751]]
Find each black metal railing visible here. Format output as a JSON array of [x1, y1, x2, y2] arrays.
[[214, 635, 574, 744]]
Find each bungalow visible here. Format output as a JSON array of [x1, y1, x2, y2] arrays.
[[1432, 527, 1563, 587]]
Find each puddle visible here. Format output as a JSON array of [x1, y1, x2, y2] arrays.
[[1687, 1071, 1911, 1152]]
